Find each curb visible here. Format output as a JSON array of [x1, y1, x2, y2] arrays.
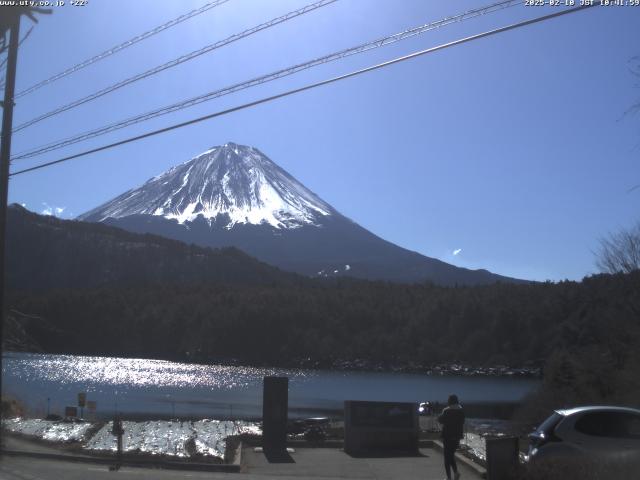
[[432, 440, 487, 478], [1, 449, 241, 473]]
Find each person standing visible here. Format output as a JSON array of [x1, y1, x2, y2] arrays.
[[438, 394, 465, 480]]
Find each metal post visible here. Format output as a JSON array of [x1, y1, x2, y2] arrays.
[[0, 10, 21, 432], [110, 415, 124, 471], [116, 432, 123, 468]]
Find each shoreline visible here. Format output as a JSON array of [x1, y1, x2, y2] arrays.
[[2, 350, 542, 378]]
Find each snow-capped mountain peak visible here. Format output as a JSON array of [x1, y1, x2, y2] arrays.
[[77, 142, 521, 286], [79, 142, 335, 229]]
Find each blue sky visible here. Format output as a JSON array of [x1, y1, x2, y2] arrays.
[[5, 0, 640, 281]]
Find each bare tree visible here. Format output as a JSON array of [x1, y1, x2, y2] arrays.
[[624, 56, 640, 193], [596, 222, 640, 274]]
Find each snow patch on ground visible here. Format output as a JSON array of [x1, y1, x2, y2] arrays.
[[461, 432, 487, 462], [3, 418, 260, 460], [3, 418, 92, 442], [85, 419, 259, 458]]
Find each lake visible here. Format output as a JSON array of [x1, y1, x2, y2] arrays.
[[2, 352, 540, 420]]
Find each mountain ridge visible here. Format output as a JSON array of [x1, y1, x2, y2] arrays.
[[7, 203, 300, 290], [79, 142, 525, 286]]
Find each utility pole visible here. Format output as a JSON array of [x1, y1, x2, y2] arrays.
[[0, 6, 50, 439], [0, 9, 23, 425]]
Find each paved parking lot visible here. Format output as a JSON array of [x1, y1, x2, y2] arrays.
[[241, 446, 483, 479]]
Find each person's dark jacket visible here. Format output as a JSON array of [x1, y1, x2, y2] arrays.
[[438, 404, 465, 441]]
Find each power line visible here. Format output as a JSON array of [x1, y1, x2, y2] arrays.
[[9, 2, 599, 178], [14, 0, 232, 99], [12, 0, 521, 162], [12, 0, 338, 133]]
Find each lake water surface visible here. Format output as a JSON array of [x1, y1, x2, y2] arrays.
[[2, 352, 540, 419]]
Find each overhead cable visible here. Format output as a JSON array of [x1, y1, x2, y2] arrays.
[[14, 0, 232, 98], [9, 2, 599, 177], [12, 0, 338, 132], [13, 0, 520, 161]]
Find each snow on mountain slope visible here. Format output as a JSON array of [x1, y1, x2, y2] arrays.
[[78, 142, 524, 285], [79, 142, 334, 229]]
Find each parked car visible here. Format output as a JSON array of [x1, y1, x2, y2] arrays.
[[527, 406, 640, 469], [418, 401, 432, 416]]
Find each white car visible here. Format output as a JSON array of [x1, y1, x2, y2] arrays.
[[527, 406, 640, 469]]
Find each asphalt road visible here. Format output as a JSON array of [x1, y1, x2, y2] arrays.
[[0, 457, 226, 480], [1, 447, 483, 480]]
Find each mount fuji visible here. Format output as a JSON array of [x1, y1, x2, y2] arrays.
[[79, 142, 518, 285]]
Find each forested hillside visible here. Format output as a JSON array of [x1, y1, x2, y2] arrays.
[[6, 204, 299, 289], [8, 273, 639, 377]]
